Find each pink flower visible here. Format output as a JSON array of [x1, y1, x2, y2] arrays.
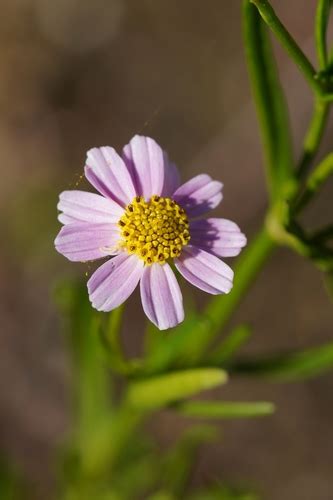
[[55, 135, 246, 330]]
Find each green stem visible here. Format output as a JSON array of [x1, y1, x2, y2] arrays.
[[294, 152, 333, 212], [315, 0, 331, 69], [201, 227, 275, 344], [250, 0, 323, 96], [297, 98, 330, 178], [242, 0, 294, 201]]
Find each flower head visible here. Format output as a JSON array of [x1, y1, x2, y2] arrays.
[[55, 135, 246, 330]]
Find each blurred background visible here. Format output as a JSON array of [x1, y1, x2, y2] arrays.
[[0, 0, 333, 498]]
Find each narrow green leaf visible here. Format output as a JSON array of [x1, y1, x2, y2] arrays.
[[316, 0, 333, 69], [126, 369, 228, 410], [243, 1, 294, 200], [55, 280, 112, 440], [232, 341, 333, 380], [177, 401, 275, 419], [210, 325, 251, 365]]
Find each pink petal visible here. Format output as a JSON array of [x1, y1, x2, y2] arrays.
[[55, 222, 120, 262], [57, 190, 124, 225], [58, 213, 77, 225], [175, 245, 233, 295], [173, 174, 223, 217], [140, 263, 184, 330], [122, 135, 167, 198], [190, 218, 247, 257], [161, 154, 181, 197], [88, 253, 144, 312], [85, 147, 136, 206]]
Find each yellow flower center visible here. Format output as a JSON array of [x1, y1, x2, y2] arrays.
[[118, 195, 190, 265]]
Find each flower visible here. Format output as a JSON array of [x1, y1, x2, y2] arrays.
[[55, 135, 246, 330]]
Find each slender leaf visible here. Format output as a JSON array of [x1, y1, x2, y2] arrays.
[[243, 1, 294, 200], [177, 401, 275, 419], [232, 342, 333, 380], [316, 0, 333, 69], [55, 280, 112, 441], [126, 369, 228, 410]]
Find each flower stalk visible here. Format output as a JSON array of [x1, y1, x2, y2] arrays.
[[250, 0, 328, 96]]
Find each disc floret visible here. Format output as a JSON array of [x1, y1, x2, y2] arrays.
[[118, 195, 190, 265]]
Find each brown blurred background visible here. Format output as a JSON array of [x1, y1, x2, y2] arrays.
[[0, 1, 333, 499]]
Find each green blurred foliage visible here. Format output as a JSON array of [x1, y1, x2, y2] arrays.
[[4, 1, 333, 498], [0, 458, 26, 500]]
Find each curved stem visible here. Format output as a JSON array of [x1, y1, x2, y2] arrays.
[[316, 0, 331, 69], [193, 227, 275, 353], [297, 98, 330, 178], [294, 153, 333, 212], [243, 0, 293, 201], [250, 0, 323, 95]]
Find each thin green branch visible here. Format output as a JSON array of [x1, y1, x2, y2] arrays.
[[189, 227, 275, 356], [243, 0, 294, 201], [250, 0, 324, 96], [315, 0, 329, 69], [231, 341, 333, 381], [266, 209, 333, 272], [294, 152, 333, 212], [315, 0, 333, 69], [142, 3, 331, 367], [297, 98, 330, 178]]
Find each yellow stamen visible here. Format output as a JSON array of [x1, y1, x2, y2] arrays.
[[118, 195, 190, 265]]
